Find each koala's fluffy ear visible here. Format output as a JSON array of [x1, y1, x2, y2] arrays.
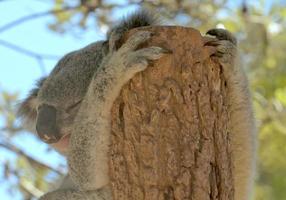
[[17, 77, 47, 131], [106, 9, 160, 49]]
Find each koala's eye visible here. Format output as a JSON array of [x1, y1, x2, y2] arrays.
[[66, 100, 82, 113]]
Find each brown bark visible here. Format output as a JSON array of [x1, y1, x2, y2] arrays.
[[109, 26, 234, 200]]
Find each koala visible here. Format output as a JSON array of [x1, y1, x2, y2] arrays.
[[18, 10, 168, 199], [17, 10, 256, 200]]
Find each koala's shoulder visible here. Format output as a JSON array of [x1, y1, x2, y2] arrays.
[[49, 41, 108, 77]]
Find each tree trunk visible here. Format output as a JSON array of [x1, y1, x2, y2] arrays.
[[109, 27, 234, 200]]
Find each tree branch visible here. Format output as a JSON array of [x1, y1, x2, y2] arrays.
[[19, 179, 44, 198], [0, 38, 59, 74], [0, 39, 60, 68], [0, 141, 64, 175], [0, 39, 59, 60], [0, 5, 80, 33]]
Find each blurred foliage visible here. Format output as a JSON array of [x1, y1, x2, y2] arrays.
[[0, 0, 286, 199], [0, 92, 62, 199]]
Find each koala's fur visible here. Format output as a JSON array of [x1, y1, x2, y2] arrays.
[[17, 10, 256, 200]]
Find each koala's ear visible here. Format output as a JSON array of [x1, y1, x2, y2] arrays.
[[17, 77, 47, 131]]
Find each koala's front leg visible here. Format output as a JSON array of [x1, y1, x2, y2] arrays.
[[205, 29, 256, 200], [68, 31, 168, 192]]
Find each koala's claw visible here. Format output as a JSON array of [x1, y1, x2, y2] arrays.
[[132, 46, 171, 61], [206, 28, 237, 46], [106, 30, 171, 84], [119, 31, 171, 71], [109, 30, 153, 53], [121, 31, 153, 52], [205, 28, 237, 69], [124, 46, 170, 76]]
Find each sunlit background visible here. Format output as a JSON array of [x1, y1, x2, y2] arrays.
[[0, 0, 286, 199]]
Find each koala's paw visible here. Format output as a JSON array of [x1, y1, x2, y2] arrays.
[[206, 28, 237, 45], [205, 28, 237, 74], [109, 31, 170, 82]]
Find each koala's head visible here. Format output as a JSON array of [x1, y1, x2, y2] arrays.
[[17, 41, 107, 150]]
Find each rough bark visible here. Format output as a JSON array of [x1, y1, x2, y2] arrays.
[[109, 26, 234, 200]]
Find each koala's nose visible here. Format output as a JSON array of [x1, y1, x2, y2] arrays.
[[36, 104, 61, 143]]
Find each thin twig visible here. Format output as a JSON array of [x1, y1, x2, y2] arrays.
[[0, 141, 64, 175], [0, 39, 59, 60], [36, 57, 47, 75], [0, 5, 80, 33], [19, 179, 44, 198]]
